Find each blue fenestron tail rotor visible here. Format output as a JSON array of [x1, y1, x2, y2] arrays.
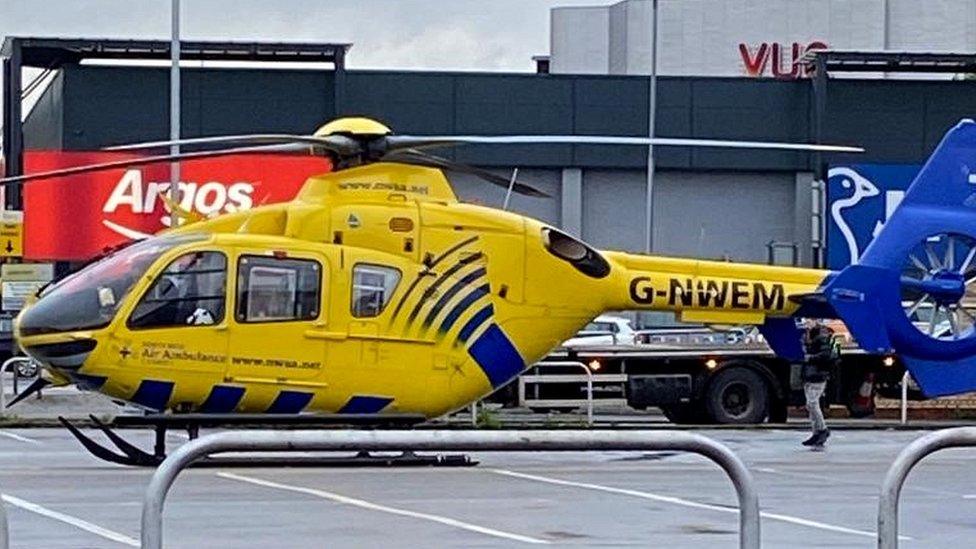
[[824, 119, 976, 396], [900, 233, 976, 341]]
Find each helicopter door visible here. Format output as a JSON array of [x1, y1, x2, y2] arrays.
[[123, 250, 230, 409], [226, 252, 327, 388]]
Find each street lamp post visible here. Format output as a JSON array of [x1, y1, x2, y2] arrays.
[[644, 0, 659, 253], [169, 0, 181, 219]]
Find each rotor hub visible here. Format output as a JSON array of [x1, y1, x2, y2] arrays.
[[900, 232, 976, 340]]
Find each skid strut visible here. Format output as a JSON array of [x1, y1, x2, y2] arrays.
[[59, 415, 164, 466], [58, 415, 476, 468]]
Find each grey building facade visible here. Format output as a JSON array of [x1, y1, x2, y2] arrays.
[[550, 0, 976, 77], [22, 64, 976, 267]]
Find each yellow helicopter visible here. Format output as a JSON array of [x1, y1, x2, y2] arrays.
[[10, 115, 975, 464]]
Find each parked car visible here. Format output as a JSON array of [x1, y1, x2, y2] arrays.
[[562, 315, 637, 347]]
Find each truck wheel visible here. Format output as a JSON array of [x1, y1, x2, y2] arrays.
[[705, 368, 769, 424], [660, 403, 706, 424]]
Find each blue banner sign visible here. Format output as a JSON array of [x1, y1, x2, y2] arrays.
[[826, 164, 921, 269]]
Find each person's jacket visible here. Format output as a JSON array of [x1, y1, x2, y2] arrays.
[[802, 328, 839, 383]]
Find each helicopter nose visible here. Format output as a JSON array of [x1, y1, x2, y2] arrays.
[[20, 339, 98, 373]]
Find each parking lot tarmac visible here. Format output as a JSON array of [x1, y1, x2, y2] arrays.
[[1, 427, 974, 547]]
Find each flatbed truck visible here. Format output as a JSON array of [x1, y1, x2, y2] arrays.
[[501, 342, 910, 424]]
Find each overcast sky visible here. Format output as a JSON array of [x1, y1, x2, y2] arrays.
[[0, 0, 618, 127], [0, 0, 617, 70]]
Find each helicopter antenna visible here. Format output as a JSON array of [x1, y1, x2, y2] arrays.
[[502, 168, 519, 210]]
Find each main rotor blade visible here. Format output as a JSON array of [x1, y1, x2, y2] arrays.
[[104, 133, 360, 156], [387, 135, 864, 153], [0, 143, 313, 186], [383, 150, 551, 198]]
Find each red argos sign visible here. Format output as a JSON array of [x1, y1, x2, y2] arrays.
[[23, 151, 331, 261], [738, 41, 828, 79]]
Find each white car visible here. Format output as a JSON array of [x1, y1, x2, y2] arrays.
[[562, 315, 637, 347]]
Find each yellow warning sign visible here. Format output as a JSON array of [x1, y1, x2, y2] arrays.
[[0, 210, 24, 258]]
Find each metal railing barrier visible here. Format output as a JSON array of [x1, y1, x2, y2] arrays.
[[878, 427, 976, 548], [900, 370, 910, 425], [574, 361, 595, 426], [0, 357, 36, 414], [142, 430, 760, 549], [519, 361, 619, 415], [0, 357, 33, 548], [531, 361, 594, 426], [0, 485, 8, 549]]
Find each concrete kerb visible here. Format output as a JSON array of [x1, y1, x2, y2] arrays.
[[878, 426, 976, 549], [141, 429, 760, 549]]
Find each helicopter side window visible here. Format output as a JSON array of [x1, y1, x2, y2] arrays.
[[351, 264, 401, 318], [128, 251, 227, 329], [236, 256, 321, 322]]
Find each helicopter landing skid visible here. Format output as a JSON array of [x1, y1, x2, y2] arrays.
[[58, 415, 477, 468]]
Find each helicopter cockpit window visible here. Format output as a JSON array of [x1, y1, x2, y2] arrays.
[[236, 256, 321, 322], [351, 264, 401, 318], [127, 251, 227, 329], [17, 235, 204, 337]]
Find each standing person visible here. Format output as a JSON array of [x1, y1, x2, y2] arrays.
[[801, 320, 839, 447]]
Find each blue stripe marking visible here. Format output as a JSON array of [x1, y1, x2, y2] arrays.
[[71, 373, 107, 391], [438, 284, 489, 335], [199, 385, 245, 413], [405, 252, 483, 325], [131, 380, 174, 411], [266, 390, 313, 413], [421, 267, 487, 329], [458, 304, 494, 343], [468, 323, 525, 388], [338, 395, 394, 414]]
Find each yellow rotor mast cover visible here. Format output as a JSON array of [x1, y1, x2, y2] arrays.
[[302, 117, 458, 203], [314, 117, 392, 137]]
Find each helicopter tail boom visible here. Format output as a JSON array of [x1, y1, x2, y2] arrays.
[[598, 252, 830, 361], [605, 251, 827, 325]]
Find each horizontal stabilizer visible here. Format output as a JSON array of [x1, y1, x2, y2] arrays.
[[823, 265, 894, 354]]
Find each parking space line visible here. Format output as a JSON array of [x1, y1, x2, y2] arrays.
[[756, 465, 961, 498], [489, 468, 909, 541], [1, 493, 139, 547], [0, 430, 40, 444], [217, 472, 550, 545]]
